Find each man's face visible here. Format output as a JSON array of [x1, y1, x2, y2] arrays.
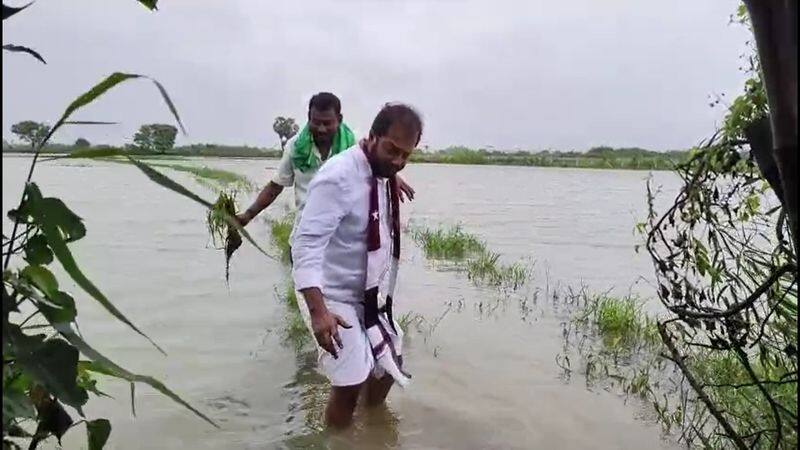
[[367, 123, 417, 178], [308, 107, 341, 147]]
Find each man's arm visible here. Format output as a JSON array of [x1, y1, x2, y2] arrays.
[[237, 145, 294, 226], [237, 182, 284, 225], [292, 173, 352, 358]]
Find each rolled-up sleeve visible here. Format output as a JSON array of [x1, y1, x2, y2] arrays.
[[272, 144, 295, 187], [291, 172, 349, 291]]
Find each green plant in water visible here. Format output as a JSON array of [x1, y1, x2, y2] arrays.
[[411, 223, 530, 291], [466, 252, 528, 289], [573, 294, 660, 354], [412, 224, 485, 260], [207, 191, 243, 284], [270, 212, 295, 263], [279, 282, 311, 352], [397, 311, 423, 333]]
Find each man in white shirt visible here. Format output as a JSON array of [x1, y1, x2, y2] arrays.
[[236, 92, 414, 228], [292, 103, 423, 429]]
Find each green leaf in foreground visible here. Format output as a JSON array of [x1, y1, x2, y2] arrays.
[[23, 234, 53, 265], [20, 264, 59, 298], [86, 418, 111, 450], [137, 0, 158, 11], [9, 326, 88, 410], [51, 72, 184, 145], [57, 324, 219, 428], [21, 183, 165, 355], [2, 385, 36, 424]]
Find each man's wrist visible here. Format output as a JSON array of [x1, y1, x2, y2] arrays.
[[243, 207, 258, 220], [300, 287, 327, 317]]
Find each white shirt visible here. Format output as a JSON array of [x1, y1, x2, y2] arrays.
[[291, 147, 392, 304], [271, 135, 325, 214]]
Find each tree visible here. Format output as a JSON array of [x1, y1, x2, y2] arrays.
[[133, 123, 177, 153], [742, 0, 798, 256], [11, 120, 50, 150], [643, 6, 797, 449], [74, 137, 90, 148], [272, 116, 299, 151]]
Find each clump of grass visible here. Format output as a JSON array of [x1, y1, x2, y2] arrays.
[[270, 212, 295, 264], [397, 311, 423, 333], [207, 190, 242, 284], [412, 224, 485, 260], [575, 294, 658, 352], [411, 223, 530, 290], [280, 281, 312, 352], [466, 251, 529, 289]]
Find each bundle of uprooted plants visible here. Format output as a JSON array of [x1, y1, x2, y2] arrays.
[[207, 190, 243, 284]]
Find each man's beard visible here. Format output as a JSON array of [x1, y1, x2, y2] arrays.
[[371, 160, 397, 178]]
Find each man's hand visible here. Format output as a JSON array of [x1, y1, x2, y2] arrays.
[[396, 175, 415, 203], [236, 210, 254, 227], [311, 308, 352, 359]]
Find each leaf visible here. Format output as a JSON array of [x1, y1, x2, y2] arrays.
[[62, 121, 118, 125], [20, 265, 59, 298], [16, 185, 86, 242], [2, 385, 36, 423], [77, 363, 112, 399], [2, 44, 46, 64], [86, 418, 111, 450], [39, 291, 76, 324], [2, 2, 32, 20], [124, 158, 274, 260], [14, 334, 88, 409], [29, 386, 74, 444], [137, 0, 158, 10], [64, 150, 274, 260], [23, 234, 54, 265], [56, 324, 218, 428], [22, 183, 165, 354], [148, 78, 185, 134], [54, 72, 184, 137]]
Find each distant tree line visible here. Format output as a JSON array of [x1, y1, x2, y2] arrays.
[[4, 119, 689, 170]]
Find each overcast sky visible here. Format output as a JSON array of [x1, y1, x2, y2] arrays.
[[2, 0, 750, 151]]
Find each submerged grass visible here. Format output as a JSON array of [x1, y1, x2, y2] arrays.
[[398, 311, 424, 334], [574, 294, 660, 352], [268, 212, 311, 353], [558, 288, 798, 449], [280, 281, 312, 352], [690, 352, 798, 449], [412, 225, 485, 260], [270, 211, 295, 263], [465, 251, 529, 290], [412, 223, 530, 290]]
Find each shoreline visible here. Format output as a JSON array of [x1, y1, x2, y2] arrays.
[[2, 151, 679, 172]]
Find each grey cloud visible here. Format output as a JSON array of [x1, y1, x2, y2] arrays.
[[2, 0, 750, 151]]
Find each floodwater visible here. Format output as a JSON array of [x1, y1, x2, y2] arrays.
[[2, 155, 682, 449]]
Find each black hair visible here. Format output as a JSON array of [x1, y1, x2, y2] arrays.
[[308, 92, 342, 115], [369, 103, 423, 145]]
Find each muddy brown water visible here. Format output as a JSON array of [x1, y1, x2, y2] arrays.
[[3, 155, 682, 449]]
